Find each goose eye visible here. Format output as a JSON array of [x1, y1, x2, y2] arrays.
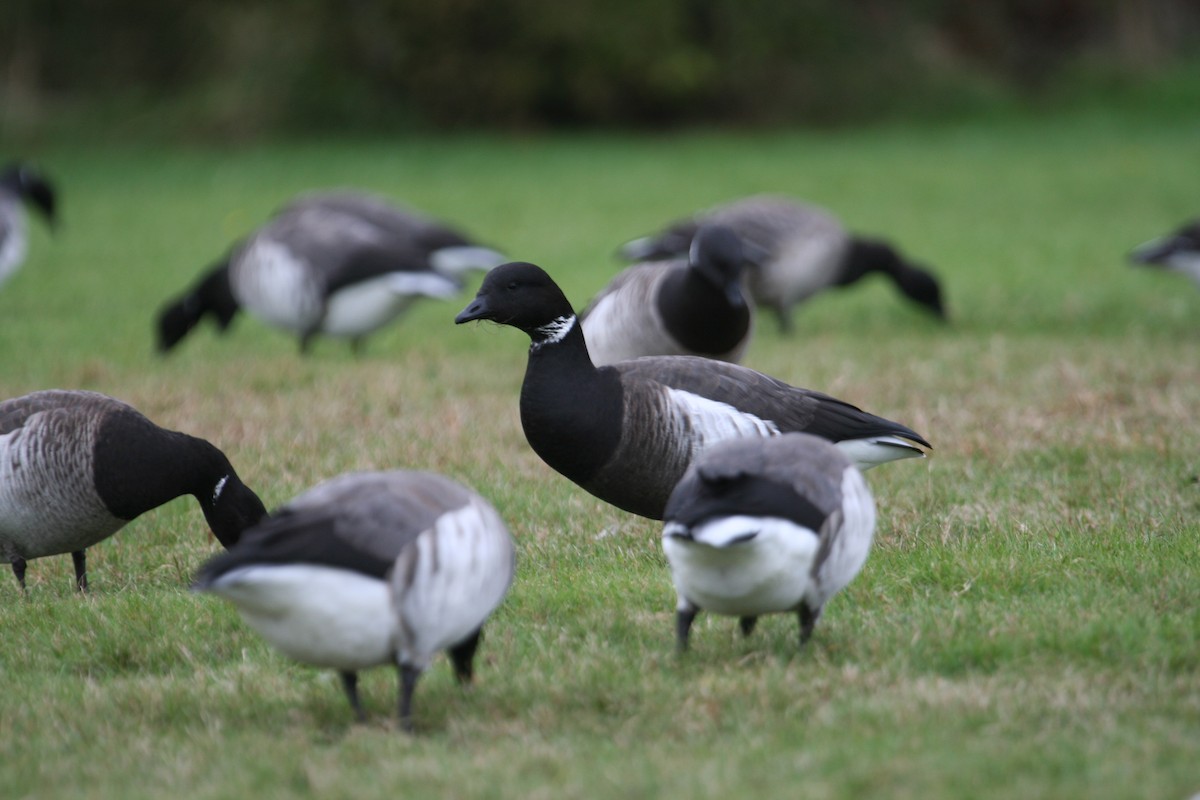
[[506, 281, 520, 290]]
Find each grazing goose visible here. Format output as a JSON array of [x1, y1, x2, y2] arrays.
[[581, 225, 756, 365], [454, 262, 930, 520], [0, 390, 266, 591], [619, 195, 946, 332], [662, 433, 876, 651], [157, 191, 506, 354], [193, 470, 515, 732], [0, 162, 57, 290], [1129, 220, 1200, 289]]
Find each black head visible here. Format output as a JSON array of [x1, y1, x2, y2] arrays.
[[454, 261, 575, 335], [846, 238, 947, 320], [200, 471, 268, 549], [1129, 220, 1200, 266], [156, 260, 240, 354], [1, 163, 57, 228], [689, 225, 755, 306], [896, 263, 946, 319]]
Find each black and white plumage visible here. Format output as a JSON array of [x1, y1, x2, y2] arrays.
[[0, 390, 266, 591], [1129, 220, 1200, 289], [193, 470, 515, 732], [619, 195, 947, 332], [0, 162, 57, 290], [661, 433, 876, 651], [454, 262, 930, 520], [156, 191, 507, 354], [581, 225, 756, 365]]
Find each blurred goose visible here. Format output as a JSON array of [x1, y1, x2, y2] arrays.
[[157, 191, 506, 354], [0, 162, 57, 290], [193, 470, 515, 732], [662, 433, 876, 651], [0, 390, 266, 591], [1129, 220, 1200, 288], [581, 225, 756, 365], [619, 195, 946, 332], [454, 262, 930, 520]]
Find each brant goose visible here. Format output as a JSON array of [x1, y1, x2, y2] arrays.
[[581, 225, 756, 365], [0, 390, 266, 591], [619, 195, 946, 332], [455, 262, 930, 519], [1129, 220, 1200, 288], [662, 433, 876, 651], [157, 191, 506, 354], [0, 162, 57, 290], [194, 470, 515, 732]]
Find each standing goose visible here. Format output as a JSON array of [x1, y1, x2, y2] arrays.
[[0, 162, 57, 291], [1129, 220, 1200, 289], [193, 470, 515, 733], [0, 390, 266, 591], [157, 191, 507, 354], [581, 225, 756, 366], [454, 262, 930, 520], [662, 433, 876, 652], [619, 195, 947, 332]]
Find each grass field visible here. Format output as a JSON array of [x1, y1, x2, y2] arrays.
[[1, 108, 1197, 799]]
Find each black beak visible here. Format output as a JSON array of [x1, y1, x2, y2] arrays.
[[454, 296, 491, 324], [22, 172, 57, 230]]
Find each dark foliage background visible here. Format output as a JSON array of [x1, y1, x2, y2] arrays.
[[3, 0, 1198, 140]]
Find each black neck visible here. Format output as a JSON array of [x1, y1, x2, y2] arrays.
[[93, 410, 232, 520], [837, 238, 899, 286], [656, 268, 749, 354], [520, 317, 622, 483]]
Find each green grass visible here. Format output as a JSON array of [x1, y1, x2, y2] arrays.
[[1, 108, 1198, 799]]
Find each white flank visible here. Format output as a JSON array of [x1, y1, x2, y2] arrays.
[[0, 420, 119, 560], [429, 246, 506, 278], [0, 201, 28, 288], [835, 436, 924, 471], [531, 315, 577, 351], [1132, 237, 1200, 287], [582, 290, 674, 365], [1161, 251, 1200, 286], [663, 516, 819, 616], [322, 272, 459, 337], [805, 466, 876, 609], [236, 239, 322, 331], [666, 388, 780, 453], [392, 498, 514, 670], [204, 564, 395, 671]]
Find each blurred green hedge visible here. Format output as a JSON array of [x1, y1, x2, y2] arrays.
[[3, 0, 1197, 139]]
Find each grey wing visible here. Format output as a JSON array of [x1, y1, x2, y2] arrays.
[[703, 196, 845, 252], [284, 470, 475, 564], [580, 261, 674, 319], [252, 205, 393, 284], [0, 390, 119, 436], [279, 191, 473, 252], [612, 357, 930, 447]]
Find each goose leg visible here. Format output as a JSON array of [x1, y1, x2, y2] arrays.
[[773, 304, 793, 335], [72, 550, 88, 592], [676, 605, 698, 653], [397, 663, 422, 733], [448, 629, 482, 685], [339, 671, 367, 722], [738, 616, 758, 637], [11, 557, 27, 592], [798, 604, 819, 646]]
